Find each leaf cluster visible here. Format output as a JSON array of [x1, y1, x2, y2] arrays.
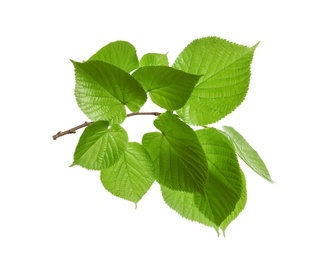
[[70, 37, 273, 235]]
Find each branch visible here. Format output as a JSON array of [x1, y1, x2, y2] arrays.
[[52, 112, 162, 140], [126, 112, 161, 117], [52, 121, 92, 140]]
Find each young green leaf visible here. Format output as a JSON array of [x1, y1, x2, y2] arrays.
[[161, 185, 219, 233], [142, 112, 208, 194], [194, 128, 244, 226], [161, 128, 246, 234], [72, 60, 147, 123], [222, 126, 274, 183], [139, 53, 169, 67], [100, 142, 155, 205], [173, 36, 259, 125], [220, 169, 247, 235], [71, 121, 128, 170], [89, 40, 139, 73], [132, 66, 201, 110]]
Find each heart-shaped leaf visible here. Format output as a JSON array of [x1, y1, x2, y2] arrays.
[[142, 112, 208, 194], [160, 127, 246, 233], [173, 37, 259, 125], [73, 60, 147, 123], [194, 128, 244, 226], [132, 66, 201, 110], [101, 142, 155, 205], [71, 121, 128, 170]]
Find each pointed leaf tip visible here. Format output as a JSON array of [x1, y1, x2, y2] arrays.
[[219, 169, 247, 234], [195, 128, 245, 226], [173, 36, 259, 125], [139, 53, 169, 67], [160, 127, 246, 231], [222, 126, 274, 183], [161, 185, 219, 231], [89, 40, 139, 72], [100, 142, 155, 204]]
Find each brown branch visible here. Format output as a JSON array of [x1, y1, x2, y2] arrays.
[[126, 112, 161, 117], [52, 121, 92, 140], [52, 112, 162, 140]]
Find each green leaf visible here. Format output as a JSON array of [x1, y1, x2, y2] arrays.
[[220, 169, 247, 235], [89, 40, 139, 73], [173, 36, 259, 125], [142, 112, 208, 194], [194, 128, 244, 226], [160, 128, 246, 234], [71, 121, 128, 170], [222, 126, 274, 183], [100, 142, 155, 205], [139, 53, 169, 67], [161, 185, 219, 233], [132, 66, 201, 110], [72, 60, 147, 123]]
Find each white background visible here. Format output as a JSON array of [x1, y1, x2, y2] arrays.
[[1, 0, 331, 259]]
